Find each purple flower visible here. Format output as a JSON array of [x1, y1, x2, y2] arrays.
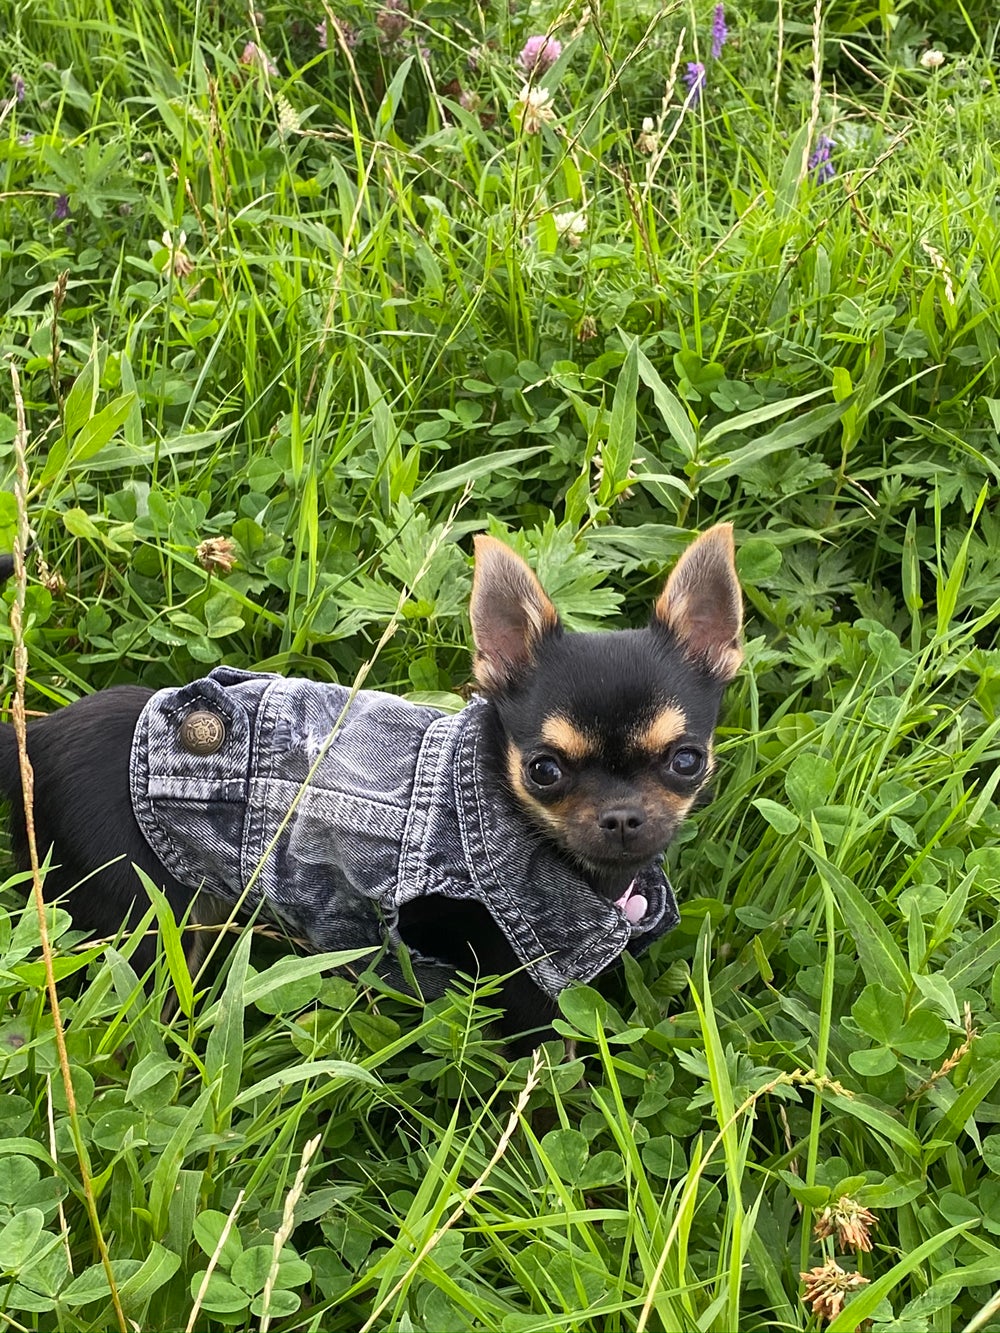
[[808, 134, 835, 184], [12, 72, 26, 102], [317, 16, 358, 51], [239, 41, 278, 75], [377, 0, 409, 45], [684, 61, 706, 103], [52, 194, 71, 221], [518, 35, 562, 76], [711, 5, 728, 59]]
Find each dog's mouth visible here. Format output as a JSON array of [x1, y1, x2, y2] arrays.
[[564, 842, 667, 904]]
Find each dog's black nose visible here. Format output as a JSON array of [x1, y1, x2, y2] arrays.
[[598, 807, 645, 844]]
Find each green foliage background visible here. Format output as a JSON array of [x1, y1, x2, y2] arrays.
[[1, 0, 1000, 1328]]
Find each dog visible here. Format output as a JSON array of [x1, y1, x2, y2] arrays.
[[0, 525, 742, 1049]]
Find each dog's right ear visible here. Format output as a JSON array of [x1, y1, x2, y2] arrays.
[[470, 536, 560, 693], [653, 523, 743, 681]]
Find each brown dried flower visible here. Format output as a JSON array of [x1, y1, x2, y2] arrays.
[[196, 537, 237, 575], [637, 116, 660, 154], [37, 557, 66, 596], [813, 1196, 878, 1253], [801, 1259, 870, 1323]]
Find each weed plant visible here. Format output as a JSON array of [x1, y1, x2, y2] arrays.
[[1, 0, 1000, 1328]]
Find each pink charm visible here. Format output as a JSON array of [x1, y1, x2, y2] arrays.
[[624, 893, 647, 924], [614, 880, 647, 925]]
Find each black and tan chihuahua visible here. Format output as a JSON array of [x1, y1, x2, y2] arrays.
[[0, 525, 742, 1048]]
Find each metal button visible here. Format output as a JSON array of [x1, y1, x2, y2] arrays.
[[179, 710, 225, 755]]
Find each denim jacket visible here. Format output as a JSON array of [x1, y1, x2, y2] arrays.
[[130, 667, 679, 998]]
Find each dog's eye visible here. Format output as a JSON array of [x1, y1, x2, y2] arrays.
[[527, 755, 563, 788], [668, 746, 705, 779]]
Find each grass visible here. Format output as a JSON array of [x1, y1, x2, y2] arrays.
[[2, 0, 1000, 1328]]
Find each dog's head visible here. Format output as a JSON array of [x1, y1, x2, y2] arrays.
[[469, 525, 743, 896]]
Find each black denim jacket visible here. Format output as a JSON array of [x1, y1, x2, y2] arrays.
[[130, 667, 680, 998]]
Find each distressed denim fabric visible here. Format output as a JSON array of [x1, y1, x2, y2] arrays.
[[130, 666, 680, 998]]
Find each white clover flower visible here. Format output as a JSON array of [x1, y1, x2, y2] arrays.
[[593, 444, 643, 498], [517, 83, 556, 133], [553, 209, 587, 245], [920, 48, 945, 69], [161, 229, 194, 278]]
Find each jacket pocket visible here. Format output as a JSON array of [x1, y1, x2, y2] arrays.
[[142, 672, 254, 802], [131, 673, 261, 897]]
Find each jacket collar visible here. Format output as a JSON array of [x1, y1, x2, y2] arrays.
[[450, 698, 678, 997]]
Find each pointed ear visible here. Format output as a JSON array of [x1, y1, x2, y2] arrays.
[[470, 536, 560, 693], [653, 524, 743, 681]]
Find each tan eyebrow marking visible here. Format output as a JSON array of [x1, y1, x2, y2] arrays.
[[632, 705, 687, 755], [540, 716, 595, 762]]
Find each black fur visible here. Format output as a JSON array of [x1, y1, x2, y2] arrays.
[[0, 688, 197, 976]]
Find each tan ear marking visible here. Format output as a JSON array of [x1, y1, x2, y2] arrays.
[[654, 523, 743, 681], [470, 535, 560, 692]]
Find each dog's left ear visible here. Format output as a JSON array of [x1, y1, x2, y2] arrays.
[[653, 524, 743, 681], [470, 536, 561, 693]]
